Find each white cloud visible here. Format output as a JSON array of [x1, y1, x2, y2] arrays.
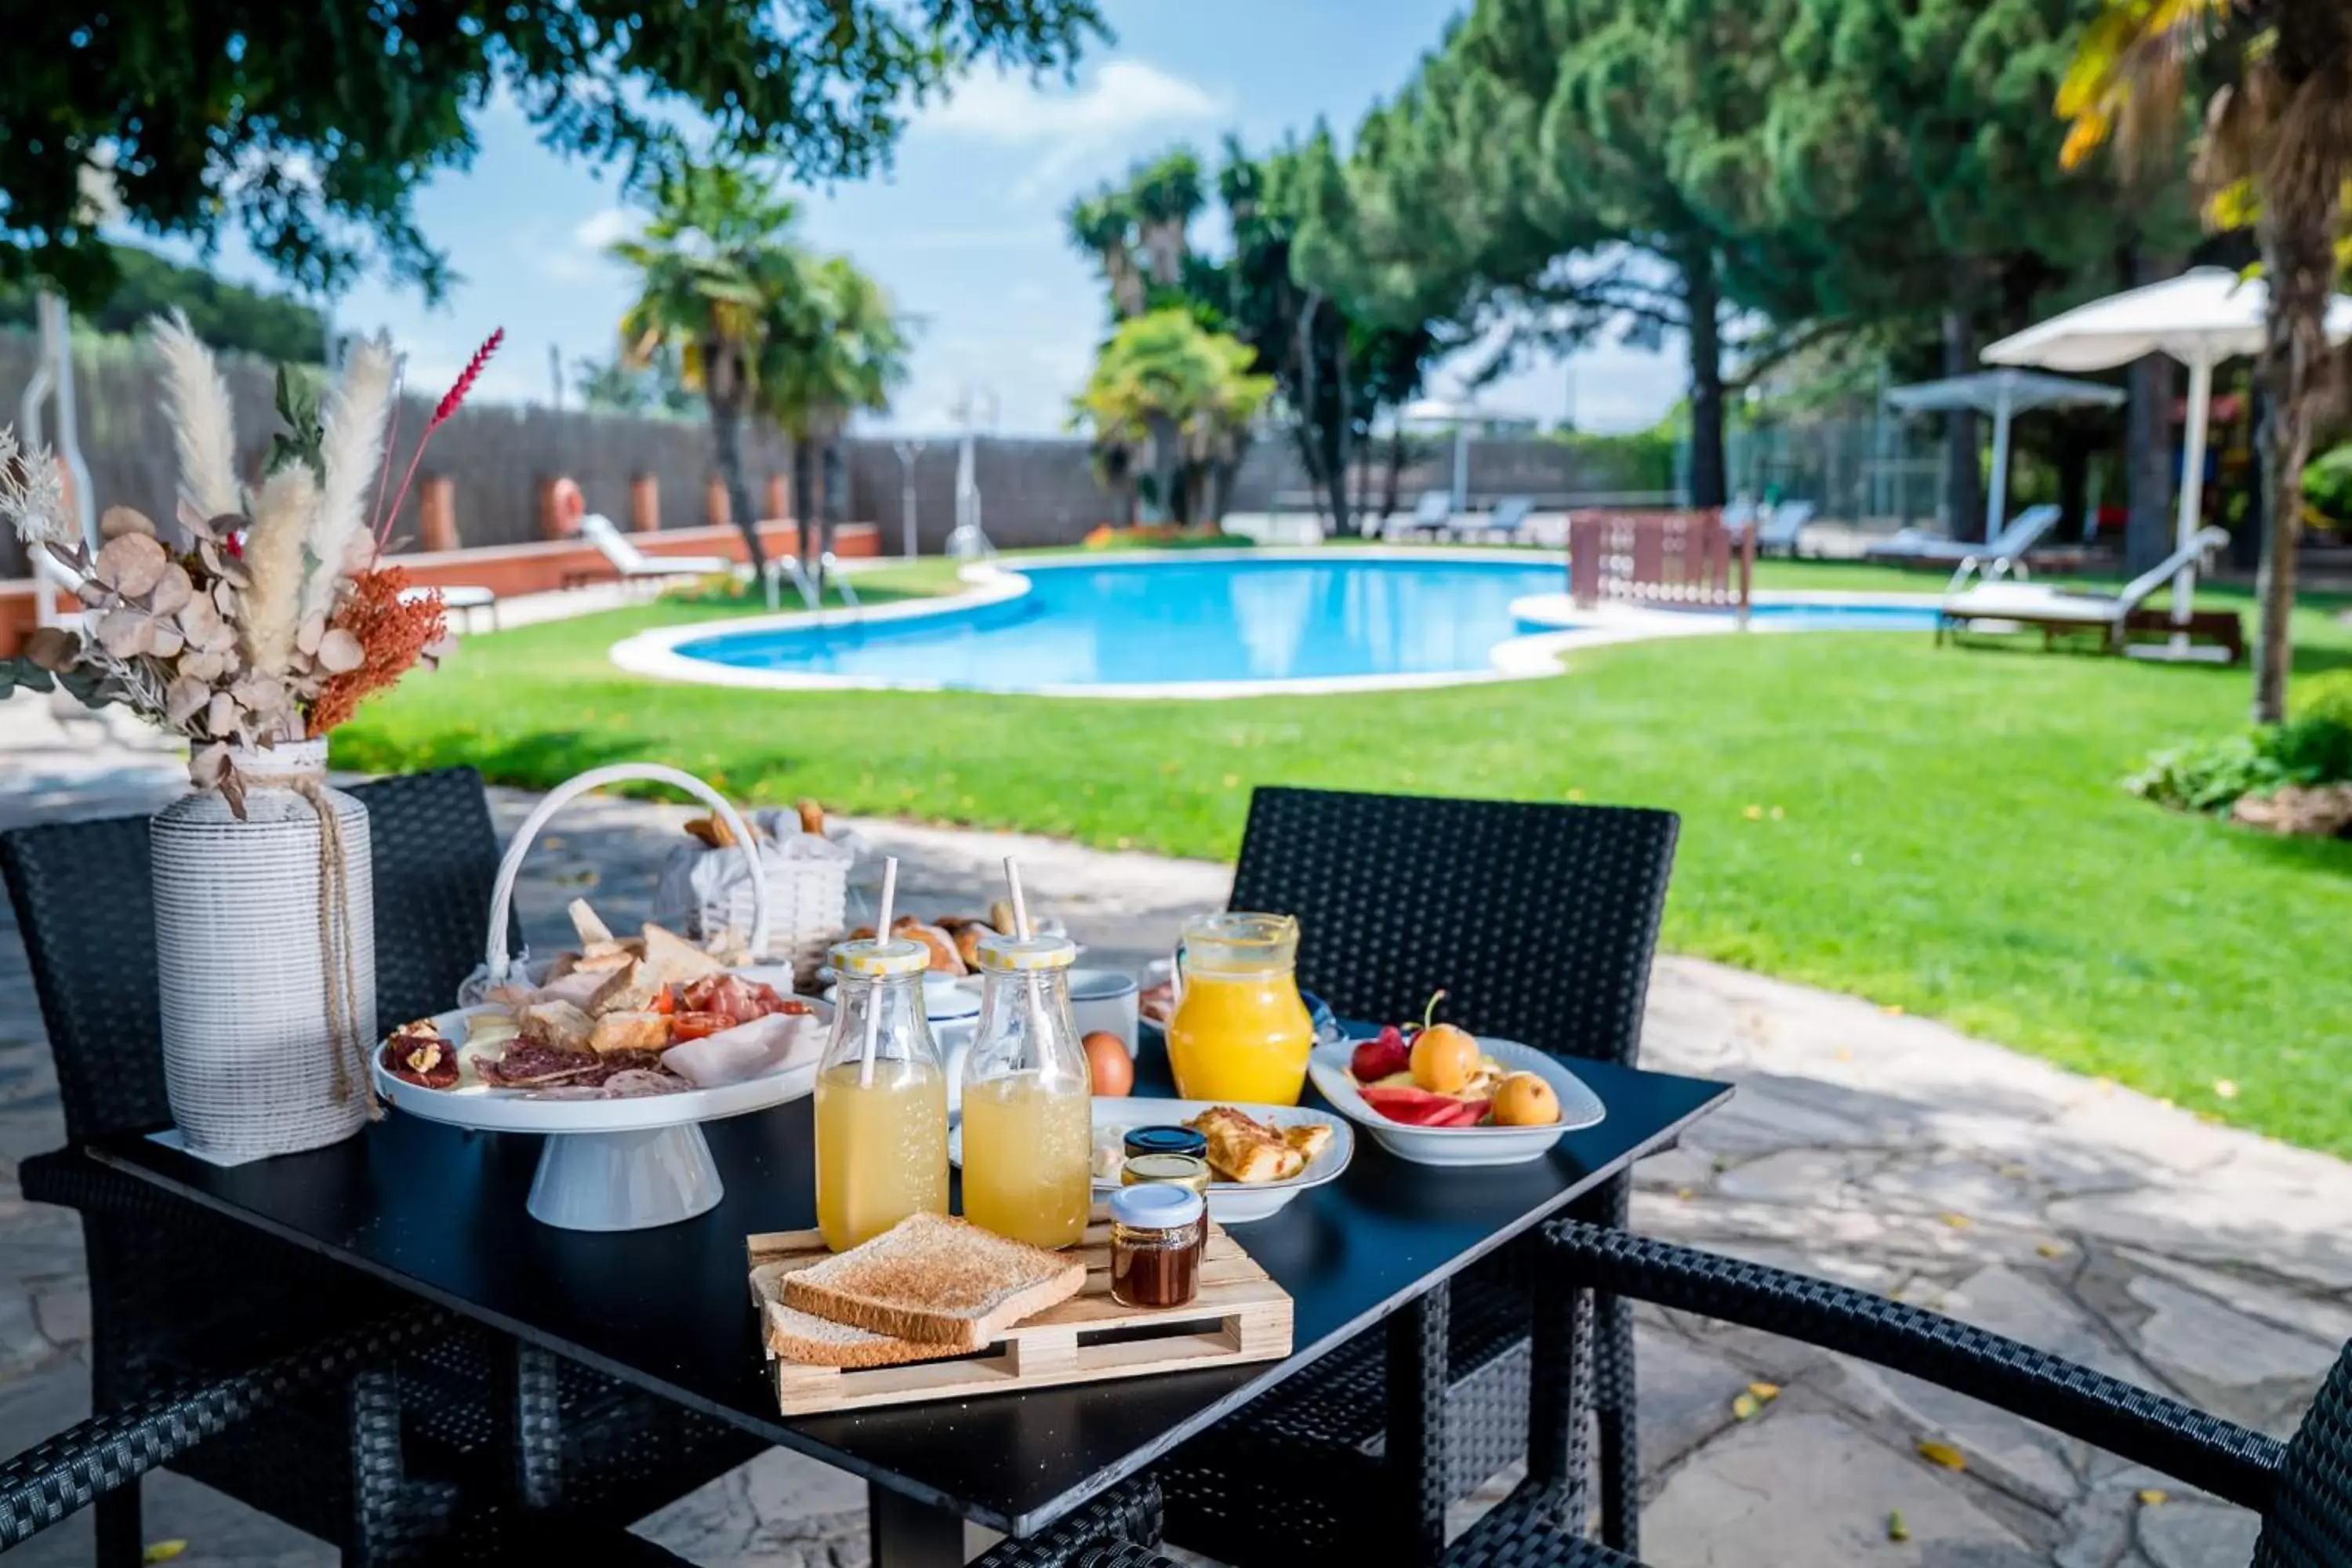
[[572, 207, 636, 251], [922, 60, 1227, 196]]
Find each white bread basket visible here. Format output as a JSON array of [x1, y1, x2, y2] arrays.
[[482, 764, 769, 990]]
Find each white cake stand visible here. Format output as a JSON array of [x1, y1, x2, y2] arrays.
[[383, 762, 820, 1231], [373, 985, 826, 1231]]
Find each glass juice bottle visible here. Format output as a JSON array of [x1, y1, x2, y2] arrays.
[[960, 932, 1093, 1249], [814, 937, 948, 1252]]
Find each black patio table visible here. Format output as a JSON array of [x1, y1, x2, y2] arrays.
[[89, 1047, 1729, 1565]]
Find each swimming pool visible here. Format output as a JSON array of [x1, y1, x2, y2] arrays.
[[611, 551, 1948, 698], [664, 555, 1566, 694]]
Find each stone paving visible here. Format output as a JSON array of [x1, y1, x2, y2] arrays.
[[0, 691, 2345, 1566]]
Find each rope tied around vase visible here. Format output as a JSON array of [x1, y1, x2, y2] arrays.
[[286, 769, 379, 1119]]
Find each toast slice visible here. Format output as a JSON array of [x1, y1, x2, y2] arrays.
[[753, 1266, 967, 1370], [780, 1214, 1086, 1349]]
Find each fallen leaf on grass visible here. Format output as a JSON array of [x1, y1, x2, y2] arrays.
[[2212, 1079, 2239, 1100], [1916, 1440, 1966, 1471], [2138, 1489, 2169, 1505], [1886, 1509, 1910, 1542], [1741, 804, 1762, 820]]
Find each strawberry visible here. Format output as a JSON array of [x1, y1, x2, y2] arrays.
[[1349, 1025, 1411, 1083]]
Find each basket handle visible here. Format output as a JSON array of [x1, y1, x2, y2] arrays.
[[485, 764, 768, 987]]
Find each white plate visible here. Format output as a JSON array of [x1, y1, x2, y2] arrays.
[[1307, 1036, 1604, 1167], [949, 1095, 1352, 1223], [373, 973, 829, 1135]]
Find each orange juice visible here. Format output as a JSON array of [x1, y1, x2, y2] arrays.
[[1167, 971, 1316, 1104], [815, 1062, 949, 1251], [960, 1072, 1092, 1247], [1164, 912, 1316, 1105]]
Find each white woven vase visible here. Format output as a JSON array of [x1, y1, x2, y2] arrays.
[[151, 739, 376, 1161]]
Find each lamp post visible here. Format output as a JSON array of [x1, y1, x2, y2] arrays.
[[894, 439, 925, 557]]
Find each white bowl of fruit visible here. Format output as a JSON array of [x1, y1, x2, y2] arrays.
[[1305, 993, 1606, 1167]]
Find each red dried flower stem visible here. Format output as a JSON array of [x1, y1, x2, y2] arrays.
[[376, 328, 503, 550]]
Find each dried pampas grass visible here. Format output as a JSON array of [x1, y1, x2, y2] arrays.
[[148, 311, 242, 523], [304, 333, 396, 619], [240, 462, 315, 678]]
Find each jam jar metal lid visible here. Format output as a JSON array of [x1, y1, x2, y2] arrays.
[[1123, 1125, 1208, 1160], [1109, 1181, 1205, 1230]]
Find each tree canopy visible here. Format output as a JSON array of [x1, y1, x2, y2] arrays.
[[0, 243, 325, 361], [9, 1, 1105, 303], [1298, 0, 2202, 514]]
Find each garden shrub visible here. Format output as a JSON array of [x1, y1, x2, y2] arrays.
[[2125, 716, 2352, 813], [2289, 668, 2352, 731], [2303, 444, 2352, 528]]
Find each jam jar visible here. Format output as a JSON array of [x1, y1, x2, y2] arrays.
[[1107, 1183, 1206, 1309], [1120, 1152, 1211, 1195]]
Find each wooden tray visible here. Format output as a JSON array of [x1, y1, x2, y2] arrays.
[[745, 1211, 1293, 1414]]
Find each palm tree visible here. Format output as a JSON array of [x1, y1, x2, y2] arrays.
[[1074, 308, 1274, 525], [1065, 192, 1146, 318], [612, 161, 803, 576], [2062, 1, 2352, 721], [1128, 148, 1206, 291], [758, 253, 912, 587]]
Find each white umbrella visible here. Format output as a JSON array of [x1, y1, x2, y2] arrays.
[[1883, 370, 2123, 543], [1984, 267, 2352, 628]]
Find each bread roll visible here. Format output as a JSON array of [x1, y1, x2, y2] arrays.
[[902, 921, 966, 975]]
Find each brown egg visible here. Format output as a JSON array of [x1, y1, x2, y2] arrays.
[[1491, 1072, 1561, 1127], [1083, 1031, 1134, 1097], [1410, 1022, 1479, 1094]]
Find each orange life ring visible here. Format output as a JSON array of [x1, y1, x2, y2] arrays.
[[550, 477, 586, 531]]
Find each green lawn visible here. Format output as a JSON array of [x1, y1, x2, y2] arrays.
[[341, 554, 2352, 1157]]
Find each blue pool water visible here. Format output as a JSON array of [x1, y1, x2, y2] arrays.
[[1743, 602, 1940, 631], [675, 557, 1565, 691]]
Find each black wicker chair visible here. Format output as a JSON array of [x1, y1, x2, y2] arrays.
[[0, 767, 757, 1562], [1428, 1220, 2352, 1566], [969, 1476, 1168, 1568], [1157, 787, 1678, 1567]]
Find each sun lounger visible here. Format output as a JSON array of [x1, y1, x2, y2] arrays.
[[564, 513, 736, 590], [1866, 503, 2061, 573], [1454, 495, 1533, 544], [1752, 499, 1817, 557], [1385, 490, 1454, 542], [403, 583, 499, 633], [1937, 526, 2232, 655]]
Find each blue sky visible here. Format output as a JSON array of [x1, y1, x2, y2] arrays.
[[162, 0, 1682, 436]]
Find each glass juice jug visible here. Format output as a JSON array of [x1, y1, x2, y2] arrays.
[[960, 933, 1093, 1249], [1165, 912, 1316, 1105], [815, 937, 948, 1252]]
